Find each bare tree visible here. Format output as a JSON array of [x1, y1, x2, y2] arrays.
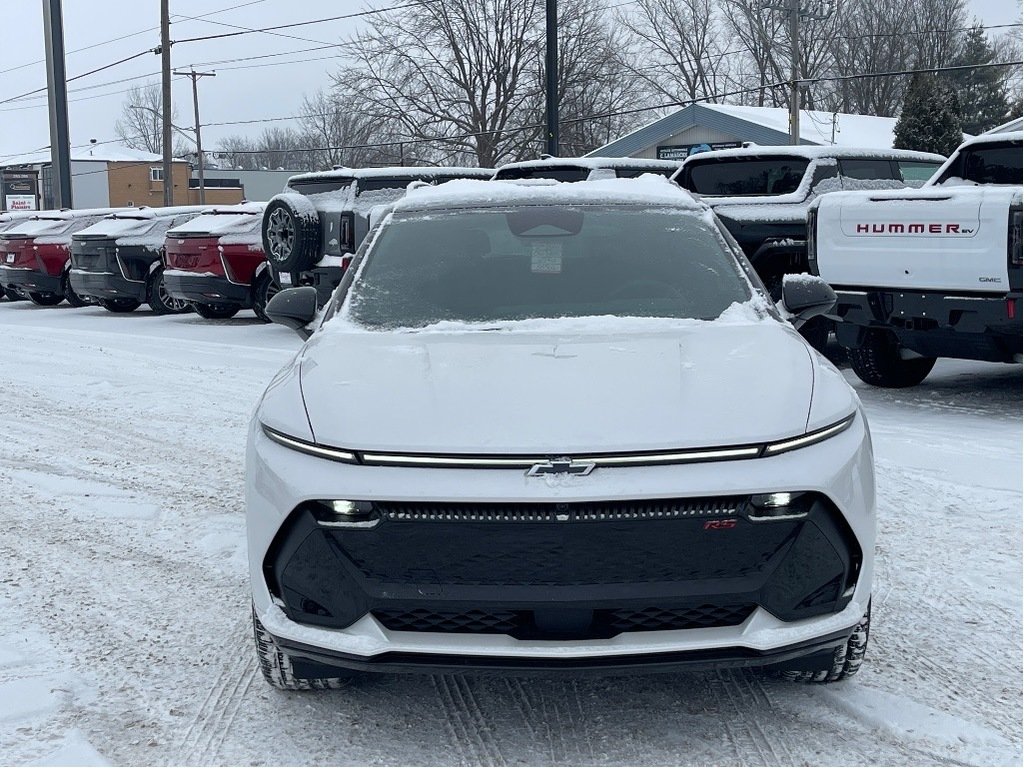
[[114, 82, 190, 156], [619, 0, 733, 105], [336, 0, 543, 167], [214, 128, 312, 171], [297, 89, 396, 170]]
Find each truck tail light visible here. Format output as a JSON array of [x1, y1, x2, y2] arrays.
[[340, 213, 355, 253], [340, 254, 353, 273], [806, 206, 819, 274], [1009, 205, 1022, 266]]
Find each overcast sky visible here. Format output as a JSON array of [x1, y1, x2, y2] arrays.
[[0, 0, 1020, 160]]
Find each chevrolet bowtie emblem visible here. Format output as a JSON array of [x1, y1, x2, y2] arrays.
[[526, 457, 596, 477]]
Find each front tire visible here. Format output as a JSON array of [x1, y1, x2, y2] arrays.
[[148, 267, 191, 315], [28, 292, 63, 306], [849, 331, 936, 388], [781, 604, 870, 683], [253, 606, 351, 691], [193, 302, 239, 320], [251, 271, 280, 323]]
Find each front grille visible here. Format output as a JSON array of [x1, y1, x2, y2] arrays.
[[374, 603, 755, 639], [375, 609, 522, 634], [342, 497, 785, 587], [377, 497, 744, 524]]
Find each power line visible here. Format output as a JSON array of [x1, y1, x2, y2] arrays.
[[172, 1, 441, 45], [0, 50, 152, 107], [0, 0, 268, 79]]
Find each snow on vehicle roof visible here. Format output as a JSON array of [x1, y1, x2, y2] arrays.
[[494, 157, 681, 172], [396, 176, 704, 212], [288, 166, 495, 184], [679, 146, 945, 163], [956, 130, 1023, 148], [166, 202, 267, 239], [75, 207, 210, 242], [0, 208, 123, 238]]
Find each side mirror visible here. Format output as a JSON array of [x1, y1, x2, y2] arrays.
[[265, 286, 318, 339], [779, 274, 836, 328]]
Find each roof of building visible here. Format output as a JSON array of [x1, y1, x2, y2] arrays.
[[587, 103, 939, 157], [984, 117, 1023, 134], [0, 145, 180, 168]]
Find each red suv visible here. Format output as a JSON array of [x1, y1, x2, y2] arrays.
[[162, 203, 275, 320], [0, 208, 123, 306]]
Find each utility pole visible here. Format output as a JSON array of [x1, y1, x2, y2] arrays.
[[160, 0, 173, 206], [544, 0, 559, 156], [763, 0, 834, 145], [173, 69, 215, 204], [788, 0, 800, 145], [41, 0, 72, 208]]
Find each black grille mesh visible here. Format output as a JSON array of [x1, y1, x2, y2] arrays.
[[374, 603, 755, 638]]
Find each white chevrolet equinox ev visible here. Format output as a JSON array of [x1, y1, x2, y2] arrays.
[[246, 176, 875, 689]]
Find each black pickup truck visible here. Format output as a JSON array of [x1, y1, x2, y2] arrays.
[[673, 146, 945, 349]]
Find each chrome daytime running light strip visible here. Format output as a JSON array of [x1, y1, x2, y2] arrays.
[[261, 413, 855, 468], [585, 446, 761, 465], [763, 415, 856, 455], [362, 453, 536, 468], [262, 425, 357, 463]]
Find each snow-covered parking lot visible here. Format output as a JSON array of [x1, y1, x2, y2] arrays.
[[0, 301, 1019, 767]]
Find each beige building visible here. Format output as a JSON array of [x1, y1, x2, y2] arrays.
[[0, 145, 243, 210]]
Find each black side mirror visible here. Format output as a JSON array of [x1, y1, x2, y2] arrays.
[[780, 274, 836, 329], [265, 286, 318, 339]]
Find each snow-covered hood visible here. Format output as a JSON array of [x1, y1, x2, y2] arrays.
[[289, 319, 825, 455]]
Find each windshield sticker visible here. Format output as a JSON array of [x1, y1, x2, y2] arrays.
[[531, 242, 563, 274]]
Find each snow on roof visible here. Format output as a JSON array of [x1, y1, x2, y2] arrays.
[[1, 209, 124, 239], [984, 118, 1023, 134], [961, 130, 1023, 146], [587, 102, 973, 158], [288, 166, 494, 184], [0, 145, 172, 167], [74, 207, 207, 240], [678, 145, 945, 163], [706, 104, 906, 148], [396, 176, 705, 213], [495, 157, 681, 172]]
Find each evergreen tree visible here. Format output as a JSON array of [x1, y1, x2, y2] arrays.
[[950, 25, 1012, 134], [893, 73, 965, 156]]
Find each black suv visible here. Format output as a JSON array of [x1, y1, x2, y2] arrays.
[[261, 166, 494, 305]]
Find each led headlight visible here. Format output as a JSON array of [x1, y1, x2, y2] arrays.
[[748, 491, 812, 521], [310, 499, 380, 528]]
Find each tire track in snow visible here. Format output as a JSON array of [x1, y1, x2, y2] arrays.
[[707, 669, 786, 766], [173, 615, 255, 765], [430, 675, 506, 766]]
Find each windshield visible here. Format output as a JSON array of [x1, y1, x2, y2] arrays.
[[345, 206, 751, 329], [681, 157, 810, 196], [936, 142, 1023, 185], [493, 166, 591, 182]]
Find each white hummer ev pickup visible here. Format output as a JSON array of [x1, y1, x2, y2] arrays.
[[808, 131, 1022, 387]]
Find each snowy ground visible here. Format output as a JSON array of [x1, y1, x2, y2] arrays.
[[0, 300, 1020, 766]]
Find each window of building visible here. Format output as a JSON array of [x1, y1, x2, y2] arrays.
[[150, 167, 164, 182]]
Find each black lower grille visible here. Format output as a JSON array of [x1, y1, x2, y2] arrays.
[[374, 603, 755, 640]]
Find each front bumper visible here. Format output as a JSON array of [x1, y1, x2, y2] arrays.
[[834, 288, 1023, 362], [0, 265, 61, 295], [163, 271, 250, 307], [69, 269, 146, 303], [247, 411, 875, 669]]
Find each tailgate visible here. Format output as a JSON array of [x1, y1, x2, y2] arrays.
[[818, 189, 1010, 293]]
